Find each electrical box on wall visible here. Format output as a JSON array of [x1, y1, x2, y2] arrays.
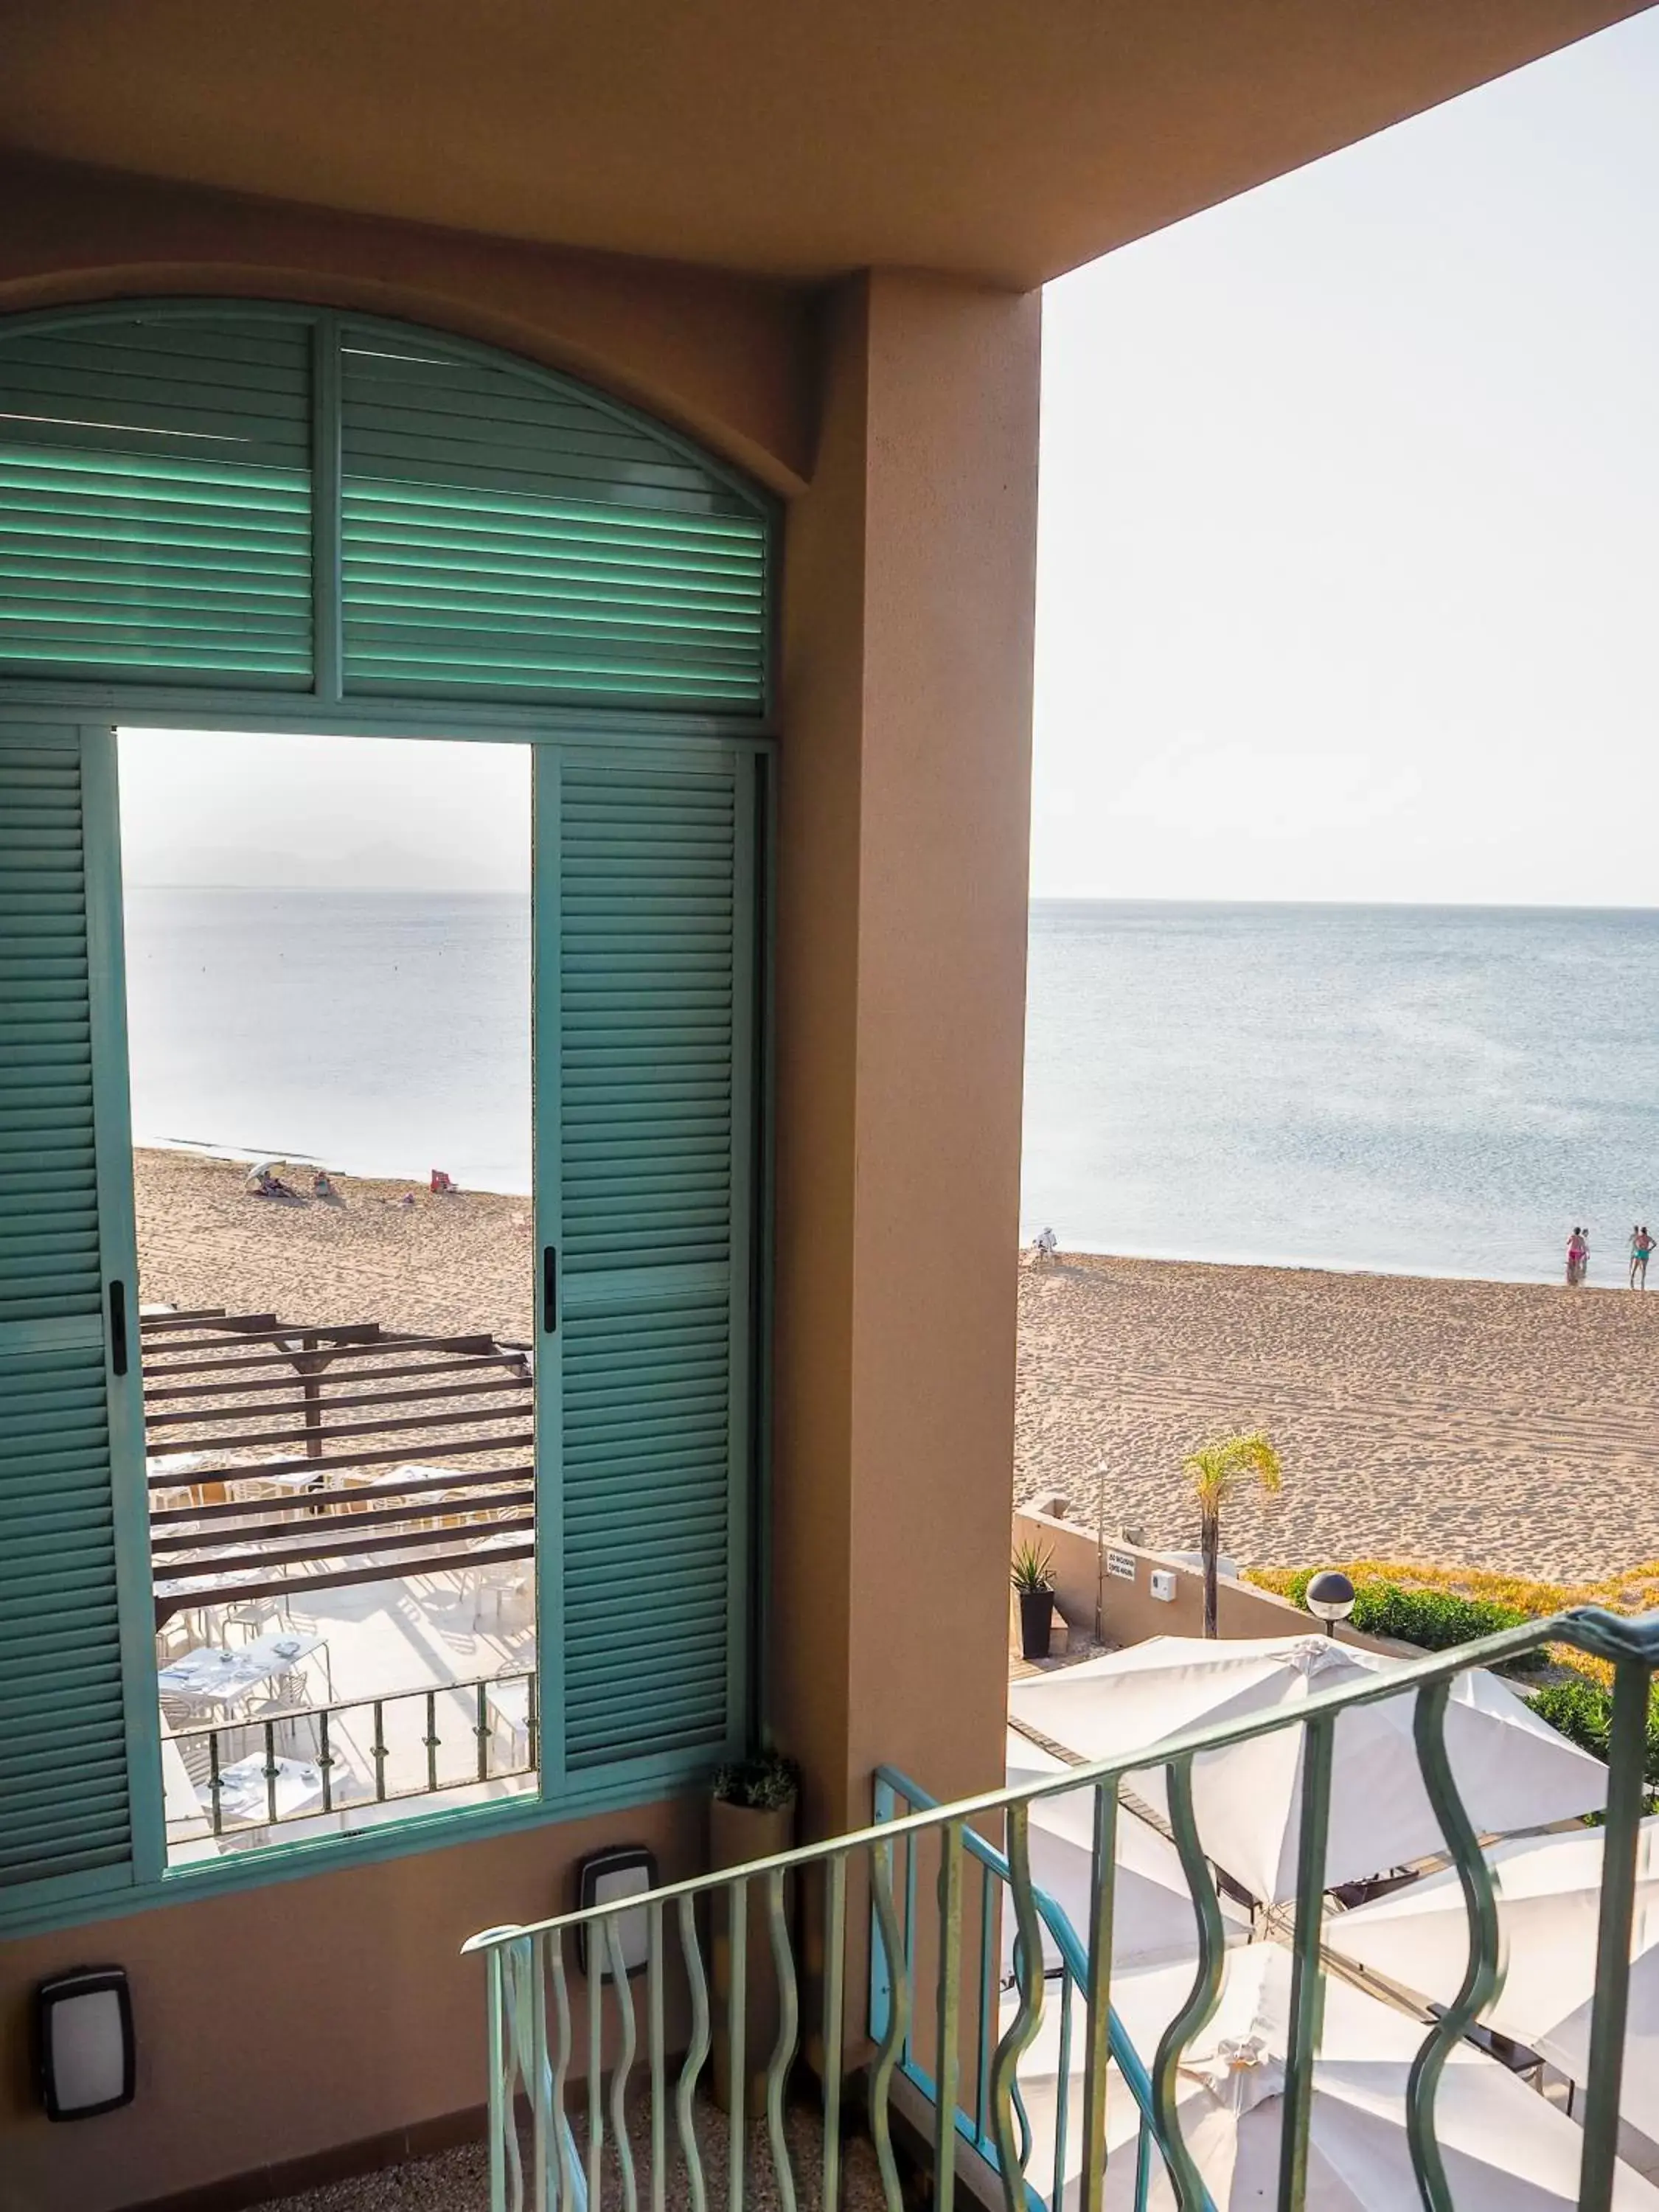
[[1149, 1569, 1178, 1603]]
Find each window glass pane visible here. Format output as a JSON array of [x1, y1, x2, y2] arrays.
[[117, 728, 535, 1863]]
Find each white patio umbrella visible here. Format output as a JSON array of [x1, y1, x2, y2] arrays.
[[1009, 1944, 1659, 2210], [1007, 1635, 1606, 1906], [1004, 1731, 1251, 1978], [1327, 1818, 1659, 2143]]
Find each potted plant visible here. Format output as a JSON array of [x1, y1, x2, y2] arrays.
[[710, 1747, 800, 1866], [709, 1750, 801, 2115], [1012, 1538, 1058, 1661]]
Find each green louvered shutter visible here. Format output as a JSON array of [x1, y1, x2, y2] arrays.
[[553, 751, 756, 1775], [340, 330, 768, 708], [0, 727, 145, 1905], [0, 313, 313, 686]]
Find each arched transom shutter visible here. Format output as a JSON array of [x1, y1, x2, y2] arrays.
[[0, 305, 772, 712], [339, 331, 768, 707], [0, 315, 313, 686]]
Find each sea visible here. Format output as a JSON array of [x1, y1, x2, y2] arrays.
[[1023, 900, 1659, 1286], [123, 890, 1659, 1287], [123, 888, 534, 1197]]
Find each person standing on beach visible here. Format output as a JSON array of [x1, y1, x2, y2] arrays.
[[1634, 1225, 1655, 1290], [1567, 1226, 1587, 1287]]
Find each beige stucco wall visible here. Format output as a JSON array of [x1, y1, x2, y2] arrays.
[[0, 153, 815, 494], [0, 1796, 702, 2212], [0, 2, 1646, 288], [1012, 1506, 1398, 1655], [773, 272, 1041, 1839]]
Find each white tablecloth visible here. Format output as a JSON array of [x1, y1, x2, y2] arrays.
[[211, 1753, 327, 1823], [157, 1631, 319, 1706]]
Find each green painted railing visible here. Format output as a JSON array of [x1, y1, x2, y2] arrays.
[[872, 1765, 1165, 2212], [465, 1604, 1658, 2212]]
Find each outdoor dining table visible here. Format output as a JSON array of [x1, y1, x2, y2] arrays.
[[156, 1631, 321, 1708], [209, 1753, 327, 1825]]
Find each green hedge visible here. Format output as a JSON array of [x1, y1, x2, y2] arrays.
[[1527, 1677, 1659, 1790], [1285, 1575, 1544, 1669], [1349, 1582, 1534, 1655]]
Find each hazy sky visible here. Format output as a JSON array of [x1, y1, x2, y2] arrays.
[[119, 729, 529, 891], [1032, 8, 1659, 905], [122, 13, 1659, 905]]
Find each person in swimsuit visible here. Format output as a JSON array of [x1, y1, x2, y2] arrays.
[[1638, 1226, 1655, 1290], [1567, 1226, 1587, 1287], [1632, 1225, 1645, 1290]]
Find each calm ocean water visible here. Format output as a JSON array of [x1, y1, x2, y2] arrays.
[[125, 891, 1659, 1283], [124, 888, 532, 1194], [1022, 900, 1659, 1285]]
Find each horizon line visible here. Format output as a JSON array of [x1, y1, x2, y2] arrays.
[[1029, 893, 1659, 916], [124, 883, 1659, 917]]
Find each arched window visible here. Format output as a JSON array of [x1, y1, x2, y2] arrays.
[[0, 305, 771, 1926], [0, 304, 772, 709]]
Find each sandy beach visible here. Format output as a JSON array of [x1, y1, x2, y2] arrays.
[[134, 1147, 536, 1343], [1019, 1251, 1659, 1585], [136, 1152, 1659, 1584]]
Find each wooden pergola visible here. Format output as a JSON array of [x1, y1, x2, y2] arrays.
[[142, 1310, 535, 1628]]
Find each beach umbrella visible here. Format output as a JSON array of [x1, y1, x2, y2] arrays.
[[1004, 1731, 1251, 1978], [1008, 1944, 1659, 2210], [1007, 1635, 1605, 1906], [1327, 1818, 1659, 2143]]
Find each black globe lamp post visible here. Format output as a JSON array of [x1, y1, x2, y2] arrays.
[[1306, 1569, 1356, 1638]]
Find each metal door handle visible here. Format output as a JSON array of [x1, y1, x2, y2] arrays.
[[108, 1279, 129, 1377], [542, 1246, 558, 1334]]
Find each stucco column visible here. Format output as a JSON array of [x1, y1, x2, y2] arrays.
[[772, 270, 1041, 1840]]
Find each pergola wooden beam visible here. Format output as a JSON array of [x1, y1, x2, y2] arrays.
[[140, 1307, 540, 1627]]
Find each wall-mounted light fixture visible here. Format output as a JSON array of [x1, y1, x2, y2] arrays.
[[576, 1846, 657, 1980], [35, 1966, 135, 2122]]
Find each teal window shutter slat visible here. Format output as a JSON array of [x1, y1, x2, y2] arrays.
[[0, 732, 135, 1899], [559, 760, 752, 1773], [340, 332, 768, 709], [0, 305, 775, 717], [0, 316, 313, 687]]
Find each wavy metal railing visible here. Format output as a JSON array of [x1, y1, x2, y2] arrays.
[[465, 1605, 1658, 2212], [872, 1767, 1166, 2211]]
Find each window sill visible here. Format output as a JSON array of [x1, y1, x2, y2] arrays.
[[0, 1747, 722, 1942]]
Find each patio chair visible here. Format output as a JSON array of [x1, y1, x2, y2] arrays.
[[223, 1592, 293, 1644]]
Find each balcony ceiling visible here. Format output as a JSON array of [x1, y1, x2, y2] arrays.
[[0, 0, 1647, 288]]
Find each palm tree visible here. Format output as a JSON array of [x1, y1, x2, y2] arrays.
[[1182, 1428, 1283, 1638]]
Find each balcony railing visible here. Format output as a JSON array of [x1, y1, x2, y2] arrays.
[[166, 1666, 537, 1837], [465, 1605, 1659, 2212]]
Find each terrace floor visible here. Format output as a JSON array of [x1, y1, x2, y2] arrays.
[[245, 2100, 888, 2212], [160, 1563, 538, 1860]]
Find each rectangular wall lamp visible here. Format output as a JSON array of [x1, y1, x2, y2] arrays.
[[577, 1846, 657, 1980], [35, 1966, 135, 2121]]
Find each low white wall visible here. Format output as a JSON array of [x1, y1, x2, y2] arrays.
[[1012, 1506, 1399, 1655]]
